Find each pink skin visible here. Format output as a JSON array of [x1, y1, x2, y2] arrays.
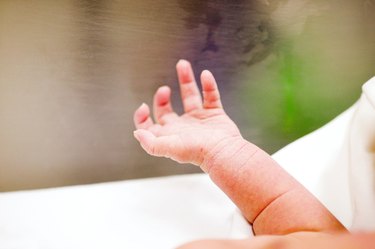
[[134, 60, 349, 247], [177, 232, 375, 249], [133, 60, 241, 167]]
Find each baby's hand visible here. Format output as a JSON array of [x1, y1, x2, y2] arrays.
[[133, 60, 242, 169], [134, 60, 346, 236]]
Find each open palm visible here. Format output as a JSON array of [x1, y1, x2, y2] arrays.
[[133, 60, 242, 168]]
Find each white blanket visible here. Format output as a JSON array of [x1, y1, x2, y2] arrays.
[[0, 175, 252, 249], [274, 76, 375, 230], [0, 77, 374, 248]]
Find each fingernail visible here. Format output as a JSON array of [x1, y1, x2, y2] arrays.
[[177, 59, 190, 66], [136, 103, 143, 111], [159, 85, 170, 92], [138, 103, 148, 112]]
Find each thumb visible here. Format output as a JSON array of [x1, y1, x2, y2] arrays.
[[134, 129, 157, 156], [134, 129, 186, 161]]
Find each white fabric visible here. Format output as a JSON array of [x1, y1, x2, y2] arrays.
[[0, 174, 252, 249], [273, 76, 375, 230], [348, 79, 375, 230], [0, 77, 374, 248]]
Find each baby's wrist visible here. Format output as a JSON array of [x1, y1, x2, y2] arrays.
[[200, 137, 257, 173]]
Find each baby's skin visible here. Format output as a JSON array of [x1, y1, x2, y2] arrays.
[[133, 60, 374, 248]]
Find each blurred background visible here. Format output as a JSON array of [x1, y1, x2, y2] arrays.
[[0, 0, 374, 191]]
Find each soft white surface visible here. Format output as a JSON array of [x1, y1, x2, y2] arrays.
[[274, 76, 375, 230], [0, 174, 252, 249], [272, 105, 356, 228], [347, 79, 375, 230]]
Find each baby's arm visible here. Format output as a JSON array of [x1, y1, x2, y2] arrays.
[[133, 60, 345, 235], [202, 139, 344, 234]]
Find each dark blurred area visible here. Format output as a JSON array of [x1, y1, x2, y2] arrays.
[[0, 0, 374, 191]]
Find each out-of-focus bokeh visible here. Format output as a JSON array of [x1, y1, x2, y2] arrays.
[[0, 0, 374, 191]]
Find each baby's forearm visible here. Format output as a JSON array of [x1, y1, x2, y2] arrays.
[[201, 137, 346, 235]]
